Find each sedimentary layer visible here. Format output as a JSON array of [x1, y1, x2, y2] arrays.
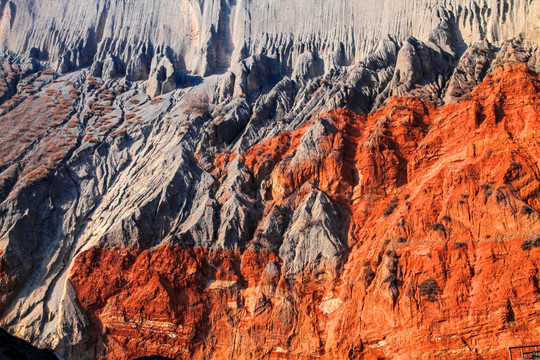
[[0, 1, 538, 358]]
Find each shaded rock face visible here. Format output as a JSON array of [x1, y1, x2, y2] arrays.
[[0, 0, 538, 359], [0, 327, 58, 360]]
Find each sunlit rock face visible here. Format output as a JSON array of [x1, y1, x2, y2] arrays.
[[0, 0, 538, 359], [0, 0, 536, 78], [68, 65, 540, 360]]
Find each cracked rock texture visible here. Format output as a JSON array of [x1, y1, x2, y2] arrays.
[[0, 0, 538, 359]]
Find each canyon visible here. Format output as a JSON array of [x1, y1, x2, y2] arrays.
[[0, 0, 538, 359]]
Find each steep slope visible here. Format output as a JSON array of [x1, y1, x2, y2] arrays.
[[51, 64, 540, 359], [0, 0, 538, 359], [0, 0, 537, 79]]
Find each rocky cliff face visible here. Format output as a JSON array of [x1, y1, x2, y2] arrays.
[[69, 65, 540, 359], [1, 0, 537, 78], [0, 0, 538, 359]]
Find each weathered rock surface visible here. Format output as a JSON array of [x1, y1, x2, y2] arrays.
[[0, 0, 538, 358], [0, 63, 535, 359], [443, 40, 496, 103], [0, 0, 538, 81]]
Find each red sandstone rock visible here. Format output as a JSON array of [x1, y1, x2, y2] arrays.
[[70, 65, 540, 359]]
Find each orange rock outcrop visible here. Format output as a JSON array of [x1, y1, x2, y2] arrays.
[[70, 65, 540, 359]]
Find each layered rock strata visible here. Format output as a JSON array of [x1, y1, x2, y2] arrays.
[[0, 0, 538, 358], [0, 62, 537, 359], [66, 64, 540, 359]]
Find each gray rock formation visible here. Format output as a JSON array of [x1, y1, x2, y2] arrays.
[[279, 190, 344, 275], [292, 51, 325, 80], [145, 54, 177, 97], [444, 40, 496, 103], [0, 0, 536, 83]]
